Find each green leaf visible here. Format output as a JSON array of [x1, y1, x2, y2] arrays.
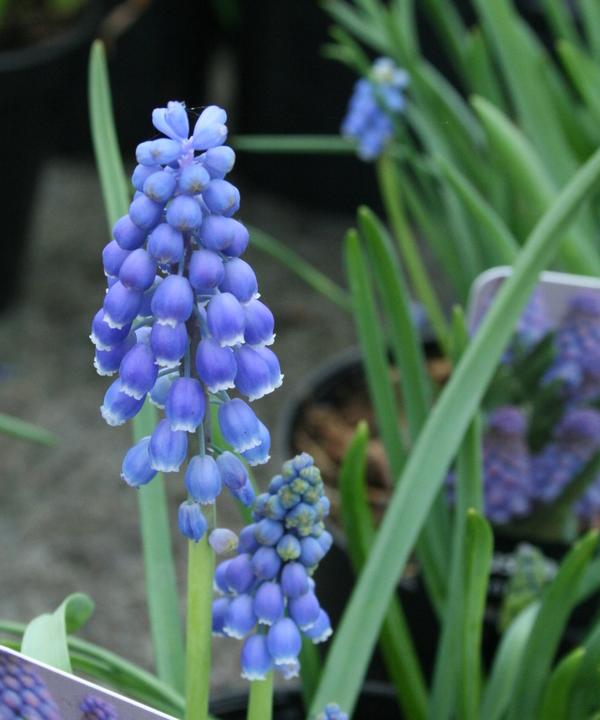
[[430, 311, 483, 720], [247, 224, 351, 312], [539, 0, 579, 45], [472, 96, 600, 275], [21, 594, 94, 672], [0, 413, 57, 447], [388, 0, 418, 62], [581, 0, 600, 61], [459, 510, 492, 720], [567, 618, 600, 716], [88, 41, 129, 228], [309, 143, 600, 719], [299, 638, 321, 709], [339, 422, 427, 720], [463, 27, 505, 109], [473, 0, 576, 184], [507, 531, 598, 719], [88, 40, 185, 693], [435, 154, 518, 266], [480, 603, 539, 720], [232, 134, 356, 155], [344, 229, 407, 476], [322, 0, 389, 52], [357, 206, 431, 438], [134, 402, 186, 693], [339, 421, 374, 566], [357, 205, 452, 612], [324, 25, 371, 74], [557, 41, 600, 125], [350, 212, 447, 613], [539, 648, 586, 720], [375, 152, 450, 354], [401, 173, 467, 298], [418, 0, 467, 80]]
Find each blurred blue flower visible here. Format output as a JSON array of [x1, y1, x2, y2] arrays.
[[341, 57, 408, 161]]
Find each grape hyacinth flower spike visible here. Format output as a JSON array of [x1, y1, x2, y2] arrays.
[[316, 704, 349, 720], [91, 101, 283, 540], [544, 292, 600, 401], [213, 454, 334, 681], [482, 407, 532, 523], [341, 57, 409, 161], [532, 408, 600, 506]]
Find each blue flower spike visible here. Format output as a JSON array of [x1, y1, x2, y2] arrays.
[[93, 101, 282, 539], [317, 703, 349, 720], [341, 57, 409, 161], [213, 454, 335, 679]]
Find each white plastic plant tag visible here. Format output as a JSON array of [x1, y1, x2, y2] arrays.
[[0, 645, 175, 719], [468, 266, 600, 331]]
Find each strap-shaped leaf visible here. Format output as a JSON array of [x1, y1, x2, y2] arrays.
[[463, 27, 505, 108], [309, 143, 600, 719], [459, 510, 492, 720], [507, 531, 598, 719], [567, 619, 600, 716], [473, 0, 576, 184], [435, 154, 518, 266], [581, 0, 600, 61], [418, 0, 467, 80], [357, 206, 431, 438], [558, 41, 600, 125], [0, 413, 57, 447], [88, 40, 129, 227], [88, 40, 185, 693], [472, 96, 600, 275], [376, 152, 450, 353], [539, 0, 579, 45], [339, 422, 427, 720], [430, 311, 483, 720], [345, 228, 407, 476], [248, 224, 351, 312], [539, 648, 586, 720], [323, 0, 389, 52], [349, 221, 450, 611], [232, 134, 355, 155], [480, 603, 539, 720], [21, 593, 94, 672]]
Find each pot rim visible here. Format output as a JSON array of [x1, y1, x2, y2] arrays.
[[209, 680, 397, 714], [0, 0, 103, 73]]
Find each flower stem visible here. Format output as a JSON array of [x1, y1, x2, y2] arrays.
[[185, 535, 215, 720], [247, 672, 274, 720], [376, 151, 450, 355]]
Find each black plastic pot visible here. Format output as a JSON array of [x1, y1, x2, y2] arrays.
[[210, 683, 399, 719], [280, 347, 440, 681], [281, 347, 600, 680], [0, 1, 102, 311]]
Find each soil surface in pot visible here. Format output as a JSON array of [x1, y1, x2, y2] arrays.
[[291, 345, 450, 525]]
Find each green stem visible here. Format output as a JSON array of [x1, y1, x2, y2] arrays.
[[376, 152, 450, 355], [185, 536, 215, 720], [247, 671, 274, 720]]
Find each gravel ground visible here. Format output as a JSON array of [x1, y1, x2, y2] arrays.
[[0, 158, 355, 697]]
